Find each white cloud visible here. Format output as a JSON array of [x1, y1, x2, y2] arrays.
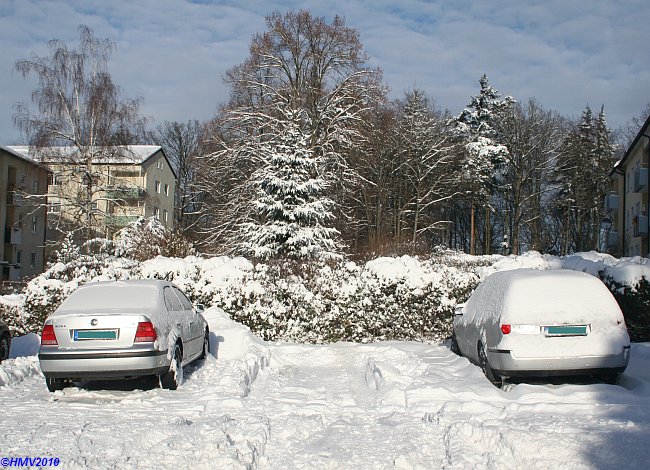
[[1, 0, 649, 143]]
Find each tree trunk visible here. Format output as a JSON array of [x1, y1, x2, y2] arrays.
[[470, 200, 475, 256], [484, 207, 491, 255]]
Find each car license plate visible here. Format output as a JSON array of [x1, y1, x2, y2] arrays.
[[543, 325, 588, 336], [73, 329, 118, 341]]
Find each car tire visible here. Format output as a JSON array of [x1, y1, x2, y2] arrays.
[[45, 377, 67, 392], [160, 344, 183, 390], [0, 334, 10, 362], [450, 334, 460, 355], [602, 373, 620, 385], [199, 331, 209, 360], [478, 343, 502, 388]]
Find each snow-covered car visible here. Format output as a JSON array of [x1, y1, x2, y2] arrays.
[[39, 280, 209, 392], [451, 269, 631, 386], [0, 318, 11, 362]]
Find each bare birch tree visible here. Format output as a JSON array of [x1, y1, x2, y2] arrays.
[[13, 25, 146, 243], [495, 99, 563, 254]]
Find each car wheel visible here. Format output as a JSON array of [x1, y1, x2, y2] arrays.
[[45, 377, 67, 392], [478, 343, 502, 388], [602, 373, 620, 385], [450, 333, 460, 355], [0, 334, 10, 362], [160, 344, 183, 390], [199, 331, 210, 360]]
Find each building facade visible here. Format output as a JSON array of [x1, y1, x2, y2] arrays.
[[7, 146, 176, 241], [0, 146, 49, 280], [606, 115, 649, 257]]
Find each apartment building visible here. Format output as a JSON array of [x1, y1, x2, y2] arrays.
[[0, 146, 49, 280], [605, 115, 649, 257], [7, 146, 176, 240]]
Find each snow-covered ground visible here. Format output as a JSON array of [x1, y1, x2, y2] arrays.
[[2, 307, 650, 469]]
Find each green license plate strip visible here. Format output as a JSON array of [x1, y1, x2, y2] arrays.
[[74, 329, 118, 340], [544, 325, 588, 336]]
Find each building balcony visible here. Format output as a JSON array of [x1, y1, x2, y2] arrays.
[[633, 213, 649, 237], [105, 186, 147, 201], [105, 214, 141, 228], [604, 194, 619, 215], [605, 230, 619, 249], [634, 167, 648, 192]]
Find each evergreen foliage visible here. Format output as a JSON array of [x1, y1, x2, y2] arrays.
[[240, 106, 341, 260], [601, 274, 650, 342], [555, 105, 616, 253], [455, 74, 513, 199]]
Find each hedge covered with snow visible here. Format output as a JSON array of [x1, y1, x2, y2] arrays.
[[1, 248, 649, 343], [0, 253, 479, 343], [141, 255, 479, 343]]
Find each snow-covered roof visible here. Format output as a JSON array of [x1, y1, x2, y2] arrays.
[[0, 145, 48, 168], [6, 145, 163, 166]]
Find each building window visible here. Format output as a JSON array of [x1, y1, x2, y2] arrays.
[[30, 252, 36, 267], [16, 250, 22, 265], [153, 207, 160, 219], [31, 215, 37, 233], [157, 160, 163, 170], [47, 203, 61, 213], [33, 179, 39, 193], [155, 180, 161, 193], [163, 209, 168, 223], [18, 213, 24, 228], [164, 184, 169, 196], [49, 173, 62, 186]]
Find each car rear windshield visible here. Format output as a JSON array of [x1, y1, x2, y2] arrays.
[[56, 284, 160, 311]]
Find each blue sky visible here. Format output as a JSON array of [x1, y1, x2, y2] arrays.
[[1, 0, 649, 143]]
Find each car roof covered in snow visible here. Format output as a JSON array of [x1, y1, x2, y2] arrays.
[[53, 279, 180, 314], [464, 269, 622, 325]]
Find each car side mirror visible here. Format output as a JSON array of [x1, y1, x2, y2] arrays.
[[454, 304, 465, 316], [195, 303, 205, 314]]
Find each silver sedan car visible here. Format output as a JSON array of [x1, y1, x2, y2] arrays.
[[39, 279, 209, 392]]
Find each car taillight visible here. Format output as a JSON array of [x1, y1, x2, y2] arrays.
[[41, 324, 58, 345], [501, 324, 511, 335], [135, 322, 157, 342]]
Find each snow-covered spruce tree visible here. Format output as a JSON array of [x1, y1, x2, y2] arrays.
[[240, 106, 341, 260], [454, 74, 514, 254]]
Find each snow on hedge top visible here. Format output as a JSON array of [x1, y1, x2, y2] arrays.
[[478, 250, 650, 289], [484, 250, 552, 273], [465, 269, 623, 326], [364, 256, 438, 288], [53, 281, 160, 313], [604, 256, 650, 286]]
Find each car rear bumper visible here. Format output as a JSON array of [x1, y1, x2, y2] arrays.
[[487, 346, 631, 378], [39, 345, 170, 380]]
